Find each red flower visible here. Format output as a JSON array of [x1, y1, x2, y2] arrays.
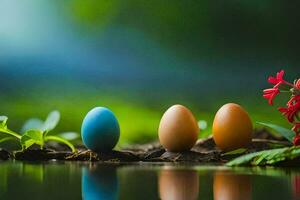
[[264, 70, 300, 146], [268, 70, 286, 88], [263, 88, 280, 105], [278, 96, 300, 122], [278, 107, 298, 123], [287, 95, 300, 107], [293, 123, 300, 135]]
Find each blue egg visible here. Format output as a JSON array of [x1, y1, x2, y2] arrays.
[[81, 107, 120, 152]]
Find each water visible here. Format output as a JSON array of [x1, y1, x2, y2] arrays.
[[0, 161, 299, 200]]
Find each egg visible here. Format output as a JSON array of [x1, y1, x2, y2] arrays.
[[213, 103, 253, 151], [81, 107, 120, 152], [158, 105, 199, 152]]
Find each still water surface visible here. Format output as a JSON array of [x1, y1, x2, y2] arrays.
[[0, 161, 299, 200]]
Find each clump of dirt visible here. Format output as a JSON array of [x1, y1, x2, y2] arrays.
[[0, 149, 10, 160]]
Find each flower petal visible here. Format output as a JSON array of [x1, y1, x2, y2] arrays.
[[277, 70, 285, 79], [268, 76, 278, 84]]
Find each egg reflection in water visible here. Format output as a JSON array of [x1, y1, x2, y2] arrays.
[[82, 166, 119, 200], [213, 171, 252, 200], [158, 168, 199, 200]]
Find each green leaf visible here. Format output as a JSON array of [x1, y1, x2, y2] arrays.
[[43, 111, 60, 132], [20, 138, 36, 150], [57, 132, 80, 141], [44, 136, 76, 152], [21, 118, 44, 133], [21, 130, 44, 149], [258, 122, 294, 143], [225, 146, 300, 166], [222, 148, 247, 156], [253, 148, 287, 165], [226, 151, 262, 166]]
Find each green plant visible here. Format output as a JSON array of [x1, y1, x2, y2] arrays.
[[0, 111, 78, 152], [226, 146, 300, 166], [225, 122, 298, 166]]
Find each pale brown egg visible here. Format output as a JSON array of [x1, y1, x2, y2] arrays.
[[159, 169, 199, 200], [158, 104, 199, 152], [213, 103, 253, 151]]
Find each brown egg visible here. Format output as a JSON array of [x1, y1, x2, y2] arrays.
[[213, 103, 253, 151], [214, 172, 252, 200], [158, 105, 199, 152], [159, 169, 199, 200]]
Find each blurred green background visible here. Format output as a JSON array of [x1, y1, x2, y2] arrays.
[[0, 0, 299, 146]]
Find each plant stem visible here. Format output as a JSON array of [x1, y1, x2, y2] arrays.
[[0, 129, 21, 139], [44, 136, 76, 152], [0, 137, 18, 143], [285, 81, 296, 88], [279, 90, 291, 93]]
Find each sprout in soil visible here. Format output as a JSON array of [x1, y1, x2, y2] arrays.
[[0, 111, 79, 152]]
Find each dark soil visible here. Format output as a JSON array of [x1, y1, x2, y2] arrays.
[[0, 149, 10, 160], [0, 129, 292, 164]]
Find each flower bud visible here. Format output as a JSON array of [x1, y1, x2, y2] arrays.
[[294, 134, 300, 146], [291, 88, 300, 95], [295, 79, 300, 89]]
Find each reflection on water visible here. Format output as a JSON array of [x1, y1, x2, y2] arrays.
[[159, 168, 199, 200], [0, 161, 299, 200], [213, 172, 251, 200], [82, 166, 118, 200], [292, 176, 300, 200], [0, 162, 81, 199]]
